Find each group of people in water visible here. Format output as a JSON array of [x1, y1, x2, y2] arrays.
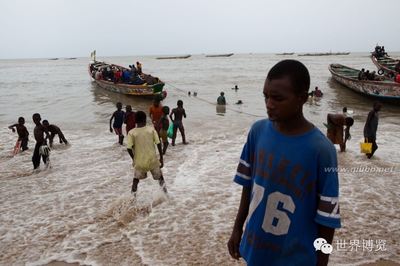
[[9, 114, 68, 169], [326, 103, 381, 158], [109, 97, 188, 194]]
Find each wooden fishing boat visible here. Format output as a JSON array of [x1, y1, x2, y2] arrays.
[[298, 52, 350, 56], [276, 52, 294, 55], [156, 55, 191, 60], [205, 53, 234, 57], [88, 60, 165, 97], [370, 54, 399, 77], [329, 64, 400, 104]]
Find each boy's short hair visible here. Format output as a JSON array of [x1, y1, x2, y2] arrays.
[[18, 117, 25, 123], [345, 117, 354, 127], [42, 120, 49, 125], [177, 100, 183, 106], [267, 59, 310, 94], [32, 113, 41, 120], [136, 111, 146, 123], [162, 106, 170, 114]]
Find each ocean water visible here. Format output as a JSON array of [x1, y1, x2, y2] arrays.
[[0, 53, 399, 266]]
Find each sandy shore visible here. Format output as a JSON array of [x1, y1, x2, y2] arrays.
[[44, 259, 399, 266], [361, 259, 400, 266]]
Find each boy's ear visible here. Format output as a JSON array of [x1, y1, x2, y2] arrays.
[[299, 92, 309, 103]]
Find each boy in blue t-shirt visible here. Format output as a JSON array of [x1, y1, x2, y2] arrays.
[[228, 60, 341, 266]]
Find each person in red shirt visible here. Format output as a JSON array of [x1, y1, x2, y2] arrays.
[[124, 105, 136, 134], [114, 68, 122, 83], [395, 73, 400, 83], [149, 99, 163, 132]]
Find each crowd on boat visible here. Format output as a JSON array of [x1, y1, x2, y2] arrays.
[[90, 61, 161, 86], [357, 69, 385, 81], [372, 45, 388, 58]]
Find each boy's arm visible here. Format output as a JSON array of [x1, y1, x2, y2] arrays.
[[183, 109, 186, 118], [126, 132, 135, 159], [44, 127, 50, 141], [169, 110, 174, 122], [157, 143, 163, 168], [365, 111, 373, 129], [8, 124, 17, 132], [228, 186, 251, 260], [109, 112, 115, 132], [316, 225, 335, 266], [127, 148, 134, 160]]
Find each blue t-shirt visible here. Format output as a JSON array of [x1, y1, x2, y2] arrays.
[[234, 119, 341, 266], [113, 110, 125, 128]]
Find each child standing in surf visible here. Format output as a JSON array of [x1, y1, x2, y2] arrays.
[[169, 100, 188, 146], [110, 102, 125, 145], [126, 111, 167, 195], [32, 113, 50, 169], [9, 117, 29, 152]]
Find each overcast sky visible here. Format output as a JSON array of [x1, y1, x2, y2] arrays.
[[0, 0, 399, 59]]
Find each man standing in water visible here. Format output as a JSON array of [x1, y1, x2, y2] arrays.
[[364, 102, 382, 159], [228, 60, 340, 266], [326, 113, 354, 152], [170, 100, 188, 146], [217, 92, 226, 105], [126, 111, 167, 195], [32, 113, 50, 169]]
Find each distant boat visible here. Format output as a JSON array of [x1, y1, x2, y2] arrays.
[[329, 63, 400, 104], [276, 52, 294, 55], [48, 58, 59, 60], [298, 52, 350, 56], [156, 55, 191, 60], [370, 54, 399, 77], [205, 53, 234, 57], [66, 57, 77, 60]]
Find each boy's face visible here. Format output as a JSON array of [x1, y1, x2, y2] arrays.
[[263, 76, 306, 122], [33, 115, 41, 124]]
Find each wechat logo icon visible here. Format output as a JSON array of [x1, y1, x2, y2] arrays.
[[314, 238, 333, 254]]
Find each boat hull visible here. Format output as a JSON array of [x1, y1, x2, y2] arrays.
[[92, 79, 164, 96], [156, 55, 191, 59], [371, 55, 399, 76], [205, 53, 234, 57], [329, 64, 400, 105], [298, 52, 350, 56]]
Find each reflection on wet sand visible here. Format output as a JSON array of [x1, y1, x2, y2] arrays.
[[91, 82, 154, 112], [216, 104, 226, 115]]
